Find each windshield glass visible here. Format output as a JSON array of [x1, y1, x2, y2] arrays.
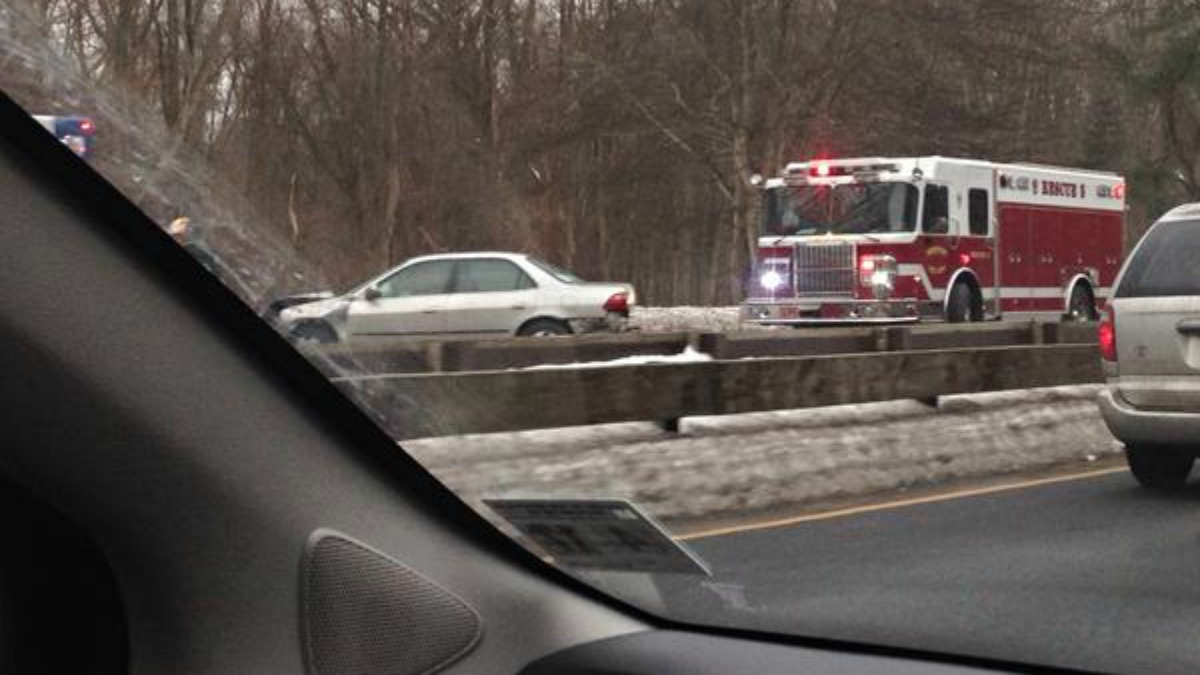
[[1116, 220, 1200, 298], [528, 257, 584, 284], [763, 183, 918, 236], [5, 0, 1197, 672]]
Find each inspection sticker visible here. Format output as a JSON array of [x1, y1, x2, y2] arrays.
[[484, 498, 711, 575]]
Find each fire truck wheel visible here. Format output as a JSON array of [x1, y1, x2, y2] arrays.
[[1126, 445, 1194, 490], [946, 282, 975, 323], [1065, 283, 1098, 322]]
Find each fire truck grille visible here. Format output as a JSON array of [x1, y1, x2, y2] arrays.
[[794, 243, 856, 297]]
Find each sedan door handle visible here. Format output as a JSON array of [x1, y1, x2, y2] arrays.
[[421, 309, 441, 314], [1176, 319, 1200, 335], [511, 305, 528, 310]]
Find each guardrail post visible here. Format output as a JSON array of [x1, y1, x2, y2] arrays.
[[885, 326, 912, 351], [424, 342, 446, 372], [1029, 320, 1045, 345], [875, 326, 911, 352], [1041, 321, 1060, 345], [696, 332, 723, 359]]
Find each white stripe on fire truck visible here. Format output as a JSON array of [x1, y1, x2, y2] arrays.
[[898, 263, 1111, 301], [1000, 287, 1112, 299]]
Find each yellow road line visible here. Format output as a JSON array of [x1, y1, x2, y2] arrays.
[[676, 466, 1127, 542]]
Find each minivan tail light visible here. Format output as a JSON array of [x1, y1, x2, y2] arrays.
[[1099, 306, 1117, 362], [603, 292, 630, 314]]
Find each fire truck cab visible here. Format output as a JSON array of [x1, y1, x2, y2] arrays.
[[742, 156, 1126, 324]]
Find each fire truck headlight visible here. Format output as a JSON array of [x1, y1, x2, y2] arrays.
[[860, 254, 898, 299], [760, 269, 784, 291], [870, 270, 895, 299]]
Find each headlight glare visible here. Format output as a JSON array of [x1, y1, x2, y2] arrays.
[[760, 269, 784, 291]]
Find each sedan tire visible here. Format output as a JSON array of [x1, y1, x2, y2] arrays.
[[518, 319, 571, 337]]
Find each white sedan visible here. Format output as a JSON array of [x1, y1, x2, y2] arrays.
[[277, 252, 635, 342]]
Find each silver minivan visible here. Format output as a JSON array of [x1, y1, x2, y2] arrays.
[[1099, 203, 1200, 488]]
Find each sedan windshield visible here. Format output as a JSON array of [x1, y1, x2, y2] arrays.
[[763, 183, 919, 237]]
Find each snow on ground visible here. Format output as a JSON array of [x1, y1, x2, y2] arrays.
[[631, 306, 767, 334], [522, 345, 712, 370], [405, 385, 1120, 528]]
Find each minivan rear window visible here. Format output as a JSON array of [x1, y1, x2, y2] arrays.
[[1117, 220, 1200, 298]]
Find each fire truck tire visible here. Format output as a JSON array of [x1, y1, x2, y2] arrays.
[[1065, 283, 1098, 322], [1126, 445, 1194, 490], [945, 282, 975, 323]]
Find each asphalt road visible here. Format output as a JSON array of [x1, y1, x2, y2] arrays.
[[654, 469, 1200, 674]]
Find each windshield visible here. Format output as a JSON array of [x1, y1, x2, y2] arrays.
[[6, 0, 1198, 672], [528, 257, 584, 284], [763, 183, 919, 237], [1116, 220, 1200, 298]]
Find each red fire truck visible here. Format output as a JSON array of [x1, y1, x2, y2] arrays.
[[742, 156, 1126, 324]]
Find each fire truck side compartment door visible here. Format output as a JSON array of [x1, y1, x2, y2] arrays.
[[1029, 208, 1063, 297], [998, 205, 1031, 310]]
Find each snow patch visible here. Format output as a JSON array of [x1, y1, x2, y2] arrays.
[[522, 345, 712, 370], [631, 306, 767, 334], [406, 386, 1118, 528]]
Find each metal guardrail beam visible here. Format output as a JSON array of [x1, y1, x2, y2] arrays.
[[339, 344, 1102, 439], [314, 320, 1098, 375]]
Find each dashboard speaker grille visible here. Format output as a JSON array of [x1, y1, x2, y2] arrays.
[[303, 531, 482, 675]]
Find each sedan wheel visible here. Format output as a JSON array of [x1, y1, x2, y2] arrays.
[[518, 319, 570, 337]]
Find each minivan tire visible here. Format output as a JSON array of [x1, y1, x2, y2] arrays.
[[1126, 445, 1194, 489]]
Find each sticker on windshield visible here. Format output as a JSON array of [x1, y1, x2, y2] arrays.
[[484, 498, 711, 576]]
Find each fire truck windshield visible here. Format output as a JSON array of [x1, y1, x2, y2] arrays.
[[763, 182, 919, 237]]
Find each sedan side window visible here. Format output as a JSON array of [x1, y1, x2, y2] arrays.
[[456, 260, 536, 293], [376, 261, 455, 297]]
